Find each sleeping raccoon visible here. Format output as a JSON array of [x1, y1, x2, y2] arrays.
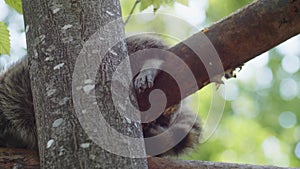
[[0, 35, 201, 156]]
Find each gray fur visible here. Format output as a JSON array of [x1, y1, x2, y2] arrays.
[[0, 58, 36, 149], [0, 35, 201, 156]]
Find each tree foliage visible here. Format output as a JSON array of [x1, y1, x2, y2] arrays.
[[4, 0, 22, 14], [139, 0, 189, 12], [0, 22, 10, 55]]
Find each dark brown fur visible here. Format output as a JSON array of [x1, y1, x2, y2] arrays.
[[0, 36, 201, 156]]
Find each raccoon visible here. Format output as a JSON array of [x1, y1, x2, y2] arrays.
[[0, 35, 201, 156]]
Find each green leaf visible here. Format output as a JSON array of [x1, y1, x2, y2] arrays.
[[176, 0, 189, 6], [140, 0, 153, 11], [4, 0, 23, 14], [0, 22, 10, 55], [139, 0, 178, 12], [153, 0, 161, 12]]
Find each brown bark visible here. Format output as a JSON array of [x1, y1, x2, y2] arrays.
[[136, 0, 300, 111], [147, 157, 298, 169], [1, 149, 298, 169], [0, 148, 39, 169]]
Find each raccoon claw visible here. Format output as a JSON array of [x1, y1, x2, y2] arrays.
[[134, 70, 156, 93]]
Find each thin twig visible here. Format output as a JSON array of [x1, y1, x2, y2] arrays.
[[124, 0, 141, 25]]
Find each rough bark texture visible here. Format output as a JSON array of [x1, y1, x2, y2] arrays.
[[137, 0, 300, 111], [0, 148, 39, 169], [21, 0, 147, 168], [147, 157, 299, 169], [1, 150, 298, 169]]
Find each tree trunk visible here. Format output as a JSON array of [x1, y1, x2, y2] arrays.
[[22, 0, 147, 168]]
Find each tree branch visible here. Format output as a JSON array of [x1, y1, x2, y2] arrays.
[[147, 157, 298, 169], [136, 0, 300, 110], [125, 0, 141, 24], [1, 149, 297, 169], [0, 148, 39, 169]]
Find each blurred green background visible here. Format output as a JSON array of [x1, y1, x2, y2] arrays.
[[1, 0, 299, 167], [121, 0, 300, 167]]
